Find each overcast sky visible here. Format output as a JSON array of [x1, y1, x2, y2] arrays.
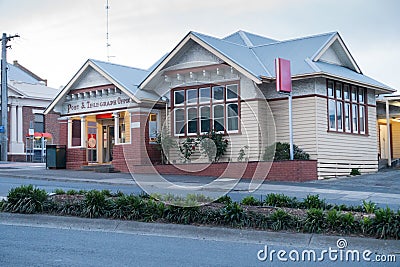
[[1, 0, 399, 91]]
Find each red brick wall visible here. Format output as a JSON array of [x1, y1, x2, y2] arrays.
[[45, 112, 60, 144], [130, 160, 317, 182], [112, 144, 129, 173], [66, 147, 87, 169], [58, 120, 68, 146]]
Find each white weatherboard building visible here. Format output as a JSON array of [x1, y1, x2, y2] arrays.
[[45, 31, 394, 178]]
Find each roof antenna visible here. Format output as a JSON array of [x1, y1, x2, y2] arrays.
[[106, 0, 114, 61]]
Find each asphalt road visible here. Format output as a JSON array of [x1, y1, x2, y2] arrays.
[[0, 214, 398, 267]]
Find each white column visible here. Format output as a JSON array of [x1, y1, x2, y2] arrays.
[[10, 105, 17, 143], [67, 118, 72, 148], [80, 116, 87, 147], [17, 106, 23, 143], [113, 112, 120, 145], [386, 99, 392, 167]]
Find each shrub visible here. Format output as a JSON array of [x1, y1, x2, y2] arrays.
[[304, 208, 325, 233], [270, 209, 294, 231], [198, 131, 228, 162], [66, 189, 78, 195], [241, 195, 261, 206], [83, 190, 110, 218], [326, 209, 341, 231], [164, 206, 201, 224], [360, 216, 373, 235], [237, 145, 248, 162], [53, 189, 65, 195], [246, 211, 269, 229], [178, 137, 197, 162], [339, 213, 356, 234], [141, 199, 165, 222], [221, 202, 245, 226], [4, 185, 48, 214], [371, 207, 394, 239], [109, 194, 143, 220], [264, 193, 298, 208], [215, 195, 232, 205], [362, 200, 376, 214], [350, 168, 361, 176], [263, 142, 310, 161], [302, 194, 325, 209]]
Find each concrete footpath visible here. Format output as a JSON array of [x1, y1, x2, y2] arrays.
[[1, 162, 400, 210], [1, 212, 399, 255]]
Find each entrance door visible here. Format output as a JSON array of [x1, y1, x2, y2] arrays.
[[102, 125, 115, 163], [379, 124, 388, 159]]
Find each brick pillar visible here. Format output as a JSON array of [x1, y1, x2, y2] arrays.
[[129, 108, 151, 165]]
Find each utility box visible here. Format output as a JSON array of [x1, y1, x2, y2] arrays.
[[46, 145, 66, 169]]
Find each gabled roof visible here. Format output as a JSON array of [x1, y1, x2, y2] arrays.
[[7, 63, 40, 84], [89, 59, 159, 100], [8, 81, 58, 100], [5, 62, 58, 100], [140, 30, 394, 93], [223, 30, 278, 47], [44, 59, 160, 115]]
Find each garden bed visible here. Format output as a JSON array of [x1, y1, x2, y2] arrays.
[[1, 185, 399, 240]]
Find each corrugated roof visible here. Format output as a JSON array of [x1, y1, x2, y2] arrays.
[[89, 59, 160, 101], [223, 30, 278, 47], [6, 63, 40, 84], [189, 31, 393, 91], [192, 32, 269, 79], [252, 32, 337, 77], [9, 81, 58, 100]]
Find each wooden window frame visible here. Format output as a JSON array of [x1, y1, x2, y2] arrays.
[[326, 79, 368, 135], [171, 82, 240, 137]]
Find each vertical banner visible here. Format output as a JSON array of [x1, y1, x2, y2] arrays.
[[275, 58, 292, 93]]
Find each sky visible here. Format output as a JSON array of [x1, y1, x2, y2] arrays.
[[1, 0, 399, 91]]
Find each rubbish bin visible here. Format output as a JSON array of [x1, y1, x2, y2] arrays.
[[46, 145, 66, 169]]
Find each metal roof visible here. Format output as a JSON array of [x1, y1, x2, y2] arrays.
[[89, 59, 160, 101], [188, 31, 394, 92], [223, 30, 278, 47], [6, 63, 40, 84]]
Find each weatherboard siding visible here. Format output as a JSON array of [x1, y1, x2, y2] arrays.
[[315, 98, 378, 177], [268, 96, 318, 161]]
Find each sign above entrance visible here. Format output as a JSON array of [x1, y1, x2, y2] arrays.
[[96, 113, 113, 119], [62, 93, 134, 115]]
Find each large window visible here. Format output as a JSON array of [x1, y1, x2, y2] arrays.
[[327, 80, 367, 135], [172, 83, 240, 136]]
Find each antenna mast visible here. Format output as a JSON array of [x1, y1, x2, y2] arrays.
[[106, 0, 112, 61]]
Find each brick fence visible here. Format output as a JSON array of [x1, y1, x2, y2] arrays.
[[129, 160, 317, 182]]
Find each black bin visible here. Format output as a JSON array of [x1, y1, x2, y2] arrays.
[[46, 145, 66, 169]]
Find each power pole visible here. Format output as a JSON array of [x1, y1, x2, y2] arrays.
[[1, 33, 19, 162]]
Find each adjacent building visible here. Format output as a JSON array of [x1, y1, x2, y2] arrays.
[[44, 31, 394, 178], [3, 61, 60, 161]]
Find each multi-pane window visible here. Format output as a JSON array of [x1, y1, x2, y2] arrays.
[[327, 80, 367, 134], [172, 84, 239, 136]]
